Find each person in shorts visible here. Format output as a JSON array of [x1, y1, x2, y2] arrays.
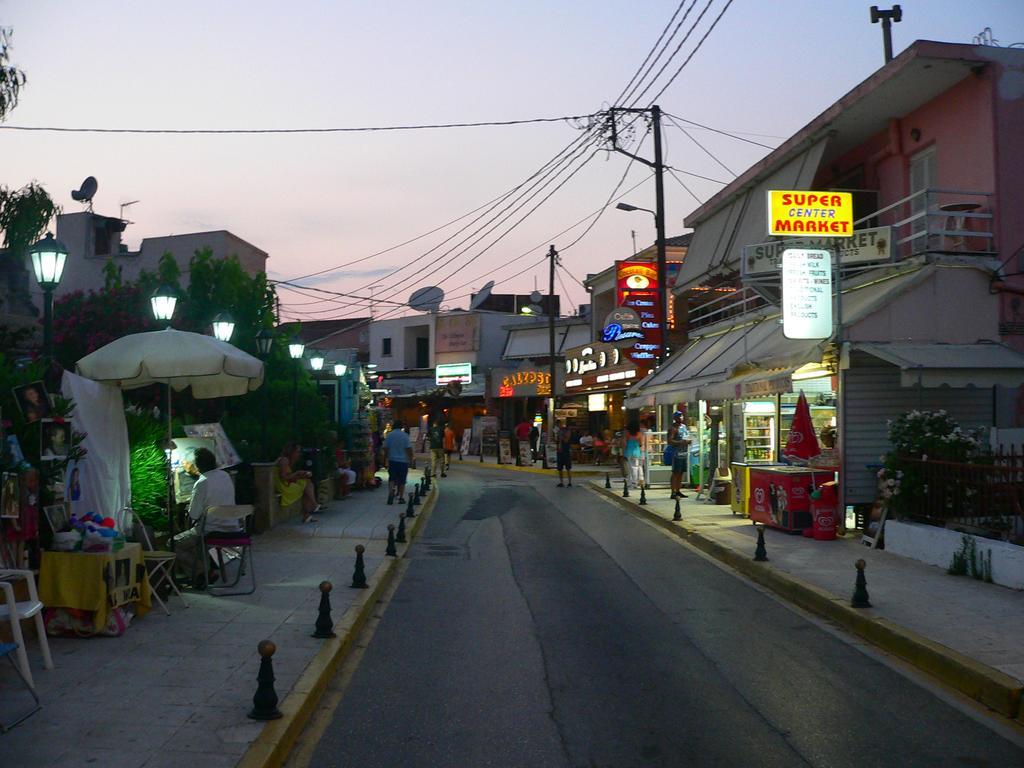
[[556, 422, 574, 487], [443, 423, 456, 475], [384, 420, 414, 502], [428, 420, 446, 479], [669, 411, 691, 499]]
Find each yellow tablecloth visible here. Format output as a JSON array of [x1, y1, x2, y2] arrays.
[[39, 543, 152, 630]]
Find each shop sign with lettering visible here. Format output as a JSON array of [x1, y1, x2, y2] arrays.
[[435, 362, 472, 385], [736, 375, 793, 399], [601, 307, 644, 343], [615, 260, 662, 362], [743, 225, 891, 278], [782, 248, 832, 339], [562, 340, 641, 392], [768, 190, 854, 236], [492, 368, 552, 398]]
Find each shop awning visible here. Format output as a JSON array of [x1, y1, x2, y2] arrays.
[[502, 322, 591, 360], [673, 139, 828, 292], [852, 342, 1024, 388]]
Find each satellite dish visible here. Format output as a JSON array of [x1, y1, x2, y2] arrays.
[[409, 286, 445, 313], [469, 280, 495, 311], [71, 176, 98, 208]]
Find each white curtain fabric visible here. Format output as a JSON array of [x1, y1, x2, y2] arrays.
[[62, 371, 131, 518]]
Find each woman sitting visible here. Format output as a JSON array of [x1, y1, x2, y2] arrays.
[[275, 441, 320, 523]]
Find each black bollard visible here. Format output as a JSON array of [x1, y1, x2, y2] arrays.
[[480, 449, 484, 463], [406, 492, 416, 518], [851, 559, 872, 608], [672, 497, 682, 522], [386, 485, 394, 505], [312, 581, 336, 638], [396, 513, 408, 543], [385, 524, 398, 557], [639, 486, 647, 506], [248, 640, 283, 720], [622, 479, 630, 498], [753, 524, 769, 562], [605, 473, 611, 489], [350, 544, 368, 589], [413, 483, 422, 506]]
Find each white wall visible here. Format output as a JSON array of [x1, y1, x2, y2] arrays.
[[886, 520, 1024, 590], [369, 315, 434, 372]]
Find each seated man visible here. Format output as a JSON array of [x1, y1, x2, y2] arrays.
[[172, 447, 240, 585]]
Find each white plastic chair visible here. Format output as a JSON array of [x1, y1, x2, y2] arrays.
[[0, 570, 54, 689], [123, 507, 188, 615]]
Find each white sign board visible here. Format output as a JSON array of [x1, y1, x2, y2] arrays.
[[435, 362, 472, 385], [743, 225, 892, 278], [782, 249, 832, 339]]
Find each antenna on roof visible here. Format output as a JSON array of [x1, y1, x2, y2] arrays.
[[71, 176, 98, 211], [469, 280, 495, 311], [119, 200, 139, 223]]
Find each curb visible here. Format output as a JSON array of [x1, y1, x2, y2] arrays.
[[591, 483, 1024, 719], [454, 459, 604, 478], [236, 485, 439, 768]]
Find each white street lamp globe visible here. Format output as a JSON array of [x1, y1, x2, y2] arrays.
[[288, 342, 305, 360], [334, 363, 347, 377], [310, 355, 325, 371], [212, 312, 235, 342], [29, 233, 68, 290], [150, 284, 178, 322]]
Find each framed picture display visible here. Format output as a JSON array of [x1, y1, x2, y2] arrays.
[[43, 503, 70, 534], [1, 473, 19, 519], [12, 381, 52, 424], [40, 419, 71, 460]]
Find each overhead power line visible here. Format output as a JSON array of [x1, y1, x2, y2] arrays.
[[645, 0, 735, 104], [0, 113, 598, 135], [665, 112, 777, 150], [614, 0, 691, 105]]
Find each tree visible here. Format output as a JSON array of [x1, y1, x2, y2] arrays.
[[0, 27, 25, 122]]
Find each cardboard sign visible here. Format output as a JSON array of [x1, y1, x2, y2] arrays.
[[106, 555, 145, 608], [768, 191, 853, 236], [518, 441, 533, 466]]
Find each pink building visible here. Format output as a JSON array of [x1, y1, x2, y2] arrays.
[[629, 40, 1024, 508]]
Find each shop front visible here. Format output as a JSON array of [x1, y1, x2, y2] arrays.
[[561, 340, 648, 438]]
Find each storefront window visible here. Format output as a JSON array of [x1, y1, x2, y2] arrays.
[[779, 377, 836, 449]]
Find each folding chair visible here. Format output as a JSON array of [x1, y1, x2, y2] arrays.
[[200, 505, 256, 596], [0, 642, 41, 732], [124, 507, 188, 615], [0, 570, 53, 689]]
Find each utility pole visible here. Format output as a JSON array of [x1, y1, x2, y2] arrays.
[[608, 105, 668, 365], [870, 5, 902, 63], [547, 244, 559, 443]]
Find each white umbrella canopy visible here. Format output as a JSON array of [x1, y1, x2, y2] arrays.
[[75, 328, 264, 397]]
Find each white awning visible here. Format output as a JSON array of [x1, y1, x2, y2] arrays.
[[502, 322, 591, 360], [853, 342, 1024, 388], [674, 139, 829, 292]]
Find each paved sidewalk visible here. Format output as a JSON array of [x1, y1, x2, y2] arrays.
[[594, 481, 1024, 687], [0, 468, 428, 768]]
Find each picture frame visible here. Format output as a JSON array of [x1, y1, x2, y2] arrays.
[[47, 466, 66, 501], [12, 381, 52, 424], [65, 460, 83, 504], [1, 472, 19, 519], [40, 419, 71, 460], [43, 503, 70, 534]]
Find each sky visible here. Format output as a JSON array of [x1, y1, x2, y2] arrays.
[[3, 0, 1023, 322]]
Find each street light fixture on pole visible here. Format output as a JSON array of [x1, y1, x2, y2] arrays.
[[29, 233, 68, 367], [150, 284, 178, 326], [255, 328, 274, 458], [289, 342, 305, 434], [212, 312, 235, 343]]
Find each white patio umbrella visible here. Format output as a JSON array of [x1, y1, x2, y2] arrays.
[[76, 328, 265, 534]]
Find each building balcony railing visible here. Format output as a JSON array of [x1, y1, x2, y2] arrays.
[[685, 187, 996, 332]]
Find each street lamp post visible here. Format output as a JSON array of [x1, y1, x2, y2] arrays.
[[150, 287, 179, 537], [212, 312, 235, 343], [289, 342, 305, 434], [150, 284, 178, 327], [255, 329, 274, 459], [29, 233, 68, 368]]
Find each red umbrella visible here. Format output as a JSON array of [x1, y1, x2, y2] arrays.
[[784, 391, 821, 460]]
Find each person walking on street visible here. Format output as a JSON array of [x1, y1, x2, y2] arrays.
[[639, 417, 653, 488], [668, 411, 691, 499], [442, 423, 456, 475], [556, 422, 574, 487], [623, 421, 643, 489], [384, 420, 414, 503], [428, 420, 446, 479]]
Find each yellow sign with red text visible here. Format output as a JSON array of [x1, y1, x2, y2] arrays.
[[768, 190, 853, 237]]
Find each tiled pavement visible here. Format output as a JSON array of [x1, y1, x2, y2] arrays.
[[0, 469, 423, 767]]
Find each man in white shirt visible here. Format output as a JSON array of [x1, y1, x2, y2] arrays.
[[173, 447, 239, 583]]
